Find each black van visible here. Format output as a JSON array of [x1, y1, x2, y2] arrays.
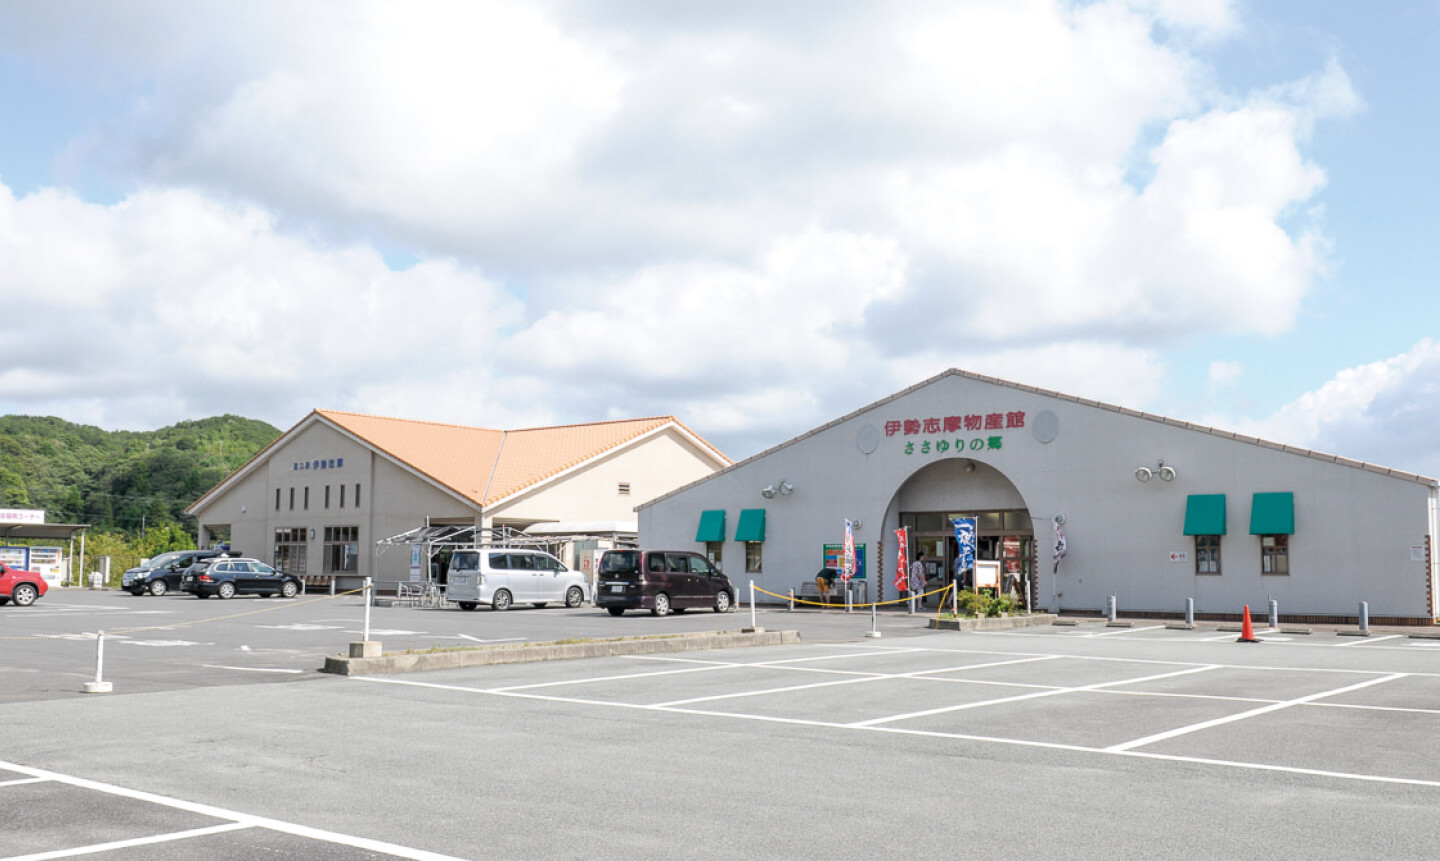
[[595, 550, 735, 616]]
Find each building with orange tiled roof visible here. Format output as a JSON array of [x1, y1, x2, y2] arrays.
[[186, 409, 730, 590]]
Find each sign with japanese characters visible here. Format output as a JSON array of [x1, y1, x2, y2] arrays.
[[885, 411, 1026, 456]]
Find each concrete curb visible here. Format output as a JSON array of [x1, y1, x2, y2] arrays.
[[322, 629, 802, 676], [926, 613, 1056, 631]]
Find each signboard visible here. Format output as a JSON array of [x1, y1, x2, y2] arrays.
[[1412, 545, 1427, 562], [974, 560, 1001, 590], [0, 509, 44, 525], [409, 544, 423, 583], [822, 544, 867, 579], [953, 518, 976, 576], [1168, 551, 1189, 563]]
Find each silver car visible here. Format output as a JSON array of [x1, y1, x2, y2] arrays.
[[446, 549, 588, 611]]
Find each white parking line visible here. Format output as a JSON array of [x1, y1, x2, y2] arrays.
[[0, 777, 47, 788], [200, 665, 305, 674], [850, 664, 1221, 727], [1083, 625, 1168, 637], [0, 759, 470, 861], [1336, 634, 1403, 647], [1105, 672, 1408, 752], [3, 822, 252, 860]]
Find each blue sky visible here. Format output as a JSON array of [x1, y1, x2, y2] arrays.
[[2, 0, 1439, 475]]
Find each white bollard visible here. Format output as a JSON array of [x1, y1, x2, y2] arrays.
[[363, 577, 373, 643], [83, 630, 113, 694], [744, 580, 763, 633], [866, 599, 882, 638]]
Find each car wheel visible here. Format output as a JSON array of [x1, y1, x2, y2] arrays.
[[149, 580, 167, 597], [492, 589, 512, 611], [11, 583, 39, 607], [651, 592, 671, 617], [714, 590, 732, 613], [565, 586, 584, 608], [458, 602, 477, 611], [607, 607, 625, 616], [217, 582, 236, 600], [281, 581, 299, 598]]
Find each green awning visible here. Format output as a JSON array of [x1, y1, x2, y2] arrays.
[[1182, 494, 1227, 536], [735, 509, 766, 542], [695, 510, 726, 543], [1249, 492, 1294, 535]]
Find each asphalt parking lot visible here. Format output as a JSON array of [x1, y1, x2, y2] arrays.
[[4, 591, 1440, 859]]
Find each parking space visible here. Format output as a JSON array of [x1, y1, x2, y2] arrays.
[[351, 635, 1440, 792]]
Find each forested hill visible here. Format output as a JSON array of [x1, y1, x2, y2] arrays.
[[0, 414, 282, 534]]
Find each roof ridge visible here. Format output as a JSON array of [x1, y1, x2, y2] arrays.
[[317, 408, 670, 435], [505, 416, 673, 433]]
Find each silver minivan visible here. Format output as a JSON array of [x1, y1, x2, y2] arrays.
[[446, 549, 589, 611]]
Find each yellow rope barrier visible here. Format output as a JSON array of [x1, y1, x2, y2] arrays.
[[753, 583, 955, 609]]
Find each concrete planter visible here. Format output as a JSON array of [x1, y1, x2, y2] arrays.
[[926, 613, 1056, 631], [323, 629, 801, 676]]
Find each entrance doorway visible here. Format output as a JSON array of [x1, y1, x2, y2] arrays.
[[900, 510, 1036, 606]]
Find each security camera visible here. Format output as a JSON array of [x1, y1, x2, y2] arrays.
[[1134, 467, 1153, 483], [1158, 466, 1177, 482], [761, 486, 776, 499]]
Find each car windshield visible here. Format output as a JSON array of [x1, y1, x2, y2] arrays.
[[599, 551, 640, 577], [146, 551, 184, 569]]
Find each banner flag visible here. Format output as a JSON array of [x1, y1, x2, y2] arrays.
[[842, 519, 856, 581], [894, 527, 909, 593], [953, 517, 976, 581], [1053, 519, 1068, 574]]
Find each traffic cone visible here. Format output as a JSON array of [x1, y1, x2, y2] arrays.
[[1237, 604, 1259, 643]]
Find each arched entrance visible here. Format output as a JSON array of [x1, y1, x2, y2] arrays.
[[891, 457, 1038, 607]]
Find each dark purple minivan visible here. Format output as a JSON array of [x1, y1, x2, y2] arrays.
[[595, 550, 736, 617]]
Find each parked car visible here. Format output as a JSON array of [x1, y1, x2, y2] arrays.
[[123, 548, 235, 596], [184, 558, 301, 599], [594, 550, 735, 616], [446, 548, 588, 611], [0, 562, 47, 606]]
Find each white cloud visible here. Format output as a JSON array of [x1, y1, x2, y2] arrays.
[[0, 182, 522, 430], [1232, 340, 1440, 476], [0, 1, 1370, 460]]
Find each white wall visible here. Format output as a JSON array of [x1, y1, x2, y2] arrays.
[[491, 427, 722, 526]]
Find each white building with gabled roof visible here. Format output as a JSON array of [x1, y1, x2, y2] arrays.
[[639, 370, 1440, 625], [186, 409, 730, 590]]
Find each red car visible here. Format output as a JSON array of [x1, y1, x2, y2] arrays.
[[0, 563, 48, 606]]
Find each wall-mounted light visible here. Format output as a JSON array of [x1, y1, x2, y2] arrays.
[[963, 460, 976, 473], [308, 528, 316, 540], [1135, 460, 1177, 482], [849, 518, 863, 530], [761, 479, 795, 499]]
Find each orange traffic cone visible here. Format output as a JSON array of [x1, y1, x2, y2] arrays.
[[1237, 604, 1260, 643]]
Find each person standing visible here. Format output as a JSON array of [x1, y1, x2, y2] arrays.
[[909, 552, 928, 609]]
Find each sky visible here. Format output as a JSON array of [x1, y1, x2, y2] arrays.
[[2, 0, 1439, 474]]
